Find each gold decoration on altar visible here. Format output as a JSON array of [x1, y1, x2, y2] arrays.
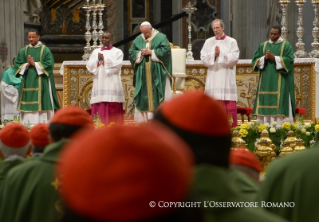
[[231, 130, 246, 148], [284, 131, 297, 149], [61, 61, 316, 123], [294, 138, 306, 152], [255, 139, 276, 172], [169, 42, 181, 49], [259, 130, 275, 148], [279, 141, 294, 157]]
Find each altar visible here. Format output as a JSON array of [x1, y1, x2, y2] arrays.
[[59, 58, 319, 123]]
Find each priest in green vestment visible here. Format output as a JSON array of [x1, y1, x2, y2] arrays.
[[14, 29, 60, 125], [129, 21, 172, 124], [251, 26, 295, 126]]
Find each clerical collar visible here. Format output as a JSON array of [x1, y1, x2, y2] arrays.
[[101, 45, 113, 51], [215, 34, 227, 40], [269, 36, 283, 44], [29, 41, 42, 48]]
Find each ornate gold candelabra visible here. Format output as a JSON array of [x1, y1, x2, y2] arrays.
[[279, 0, 290, 40], [294, 0, 308, 58], [310, 0, 319, 58], [182, 1, 197, 61]]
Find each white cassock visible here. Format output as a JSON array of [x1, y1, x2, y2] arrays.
[[1, 82, 20, 122], [86, 47, 125, 105], [200, 36, 239, 101]]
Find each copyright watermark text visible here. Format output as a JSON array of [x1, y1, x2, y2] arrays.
[[149, 201, 295, 208]]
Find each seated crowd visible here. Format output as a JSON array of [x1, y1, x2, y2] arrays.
[[0, 91, 316, 222]]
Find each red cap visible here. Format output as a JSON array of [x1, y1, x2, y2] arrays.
[[160, 91, 230, 136], [51, 106, 94, 129], [30, 123, 50, 147], [58, 123, 194, 222], [0, 123, 30, 148], [229, 148, 262, 172]]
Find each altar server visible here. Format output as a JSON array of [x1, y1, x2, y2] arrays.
[[86, 31, 125, 125], [200, 19, 240, 127]]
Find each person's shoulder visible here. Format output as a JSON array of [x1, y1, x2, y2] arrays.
[[5, 159, 40, 180], [203, 37, 215, 44], [112, 47, 123, 53], [18, 45, 29, 52], [267, 148, 319, 175], [283, 40, 293, 48]]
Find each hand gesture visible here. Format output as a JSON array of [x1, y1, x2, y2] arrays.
[[98, 53, 104, 61], [28, 55, 35, 66], [266, 50, 275, 61], [141, 48, 151, 56], [215, 46, 220, 57]]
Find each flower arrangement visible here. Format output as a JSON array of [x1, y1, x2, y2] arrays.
[[232, 118, 319, 152]]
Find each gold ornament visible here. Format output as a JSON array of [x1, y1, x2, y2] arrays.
[[255, 139, 276, 172], [279, 140, 294, 157], [231, 130, 246, 148], [284, 131, 297, 149], [294, 138, 306, 152]]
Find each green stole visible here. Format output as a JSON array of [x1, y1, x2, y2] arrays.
[[251, 40, 295, 117], [129, 30, 172, 112]]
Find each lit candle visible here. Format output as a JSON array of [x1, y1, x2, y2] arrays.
[[295, 0, 306, 2]]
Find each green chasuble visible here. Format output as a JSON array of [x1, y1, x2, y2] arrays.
[[255, 146, 319, 222], [1, 67, 22, 91], [0, 139, 68, 222], [129, 30, 172, 111], [14, 44, 60, 112], [251, 40, 295, 117], [229, 168, 259, 202], [192, 164, 288, 222], [0, 159, 24, 187]]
